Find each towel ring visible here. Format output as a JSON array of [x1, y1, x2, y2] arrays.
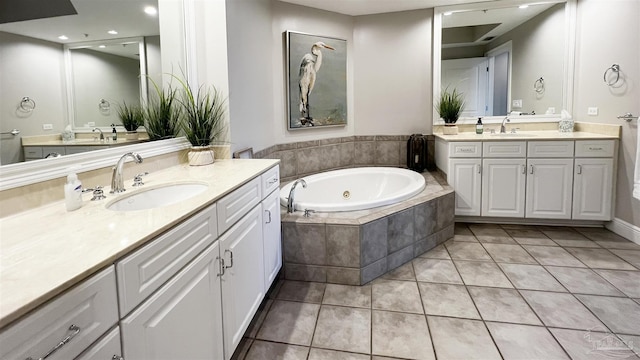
[[98, 99, 111, 112], [533, 77, 544, 93], [603, 64, 620, 86], [20, 97, 36, 112]]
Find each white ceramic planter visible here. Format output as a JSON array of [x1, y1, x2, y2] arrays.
[[187, 145, 215, 166], [443, 125, 459, 135]]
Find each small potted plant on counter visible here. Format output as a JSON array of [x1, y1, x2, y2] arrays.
[[436, 87, 465, 135], [175, 76, 227, 166], [117, 101, 144, 140]]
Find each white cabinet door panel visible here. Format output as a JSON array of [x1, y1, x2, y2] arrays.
[[573, 158, 614, 220], [526, 159, 574, 219], [76, 326, 122, 360], [482, 159, 526, 217], [449, 159, 482, 216], [262, 190, 282, 290]]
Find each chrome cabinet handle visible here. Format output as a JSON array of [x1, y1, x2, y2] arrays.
[[476, 164, 481, 174], [529, 165, 534, 174], [577, 165, 582, 174], [521, 164, 526, 174], [217, 256, 225, 277], [265, 210, 272, 224], [225, 249, 234, 269], [267, 178, 278, 185], [26, 324, 80, 360]]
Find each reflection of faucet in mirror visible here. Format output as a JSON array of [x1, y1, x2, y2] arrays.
[[92, 128, 104, 141], [111, 152, 143, 193], [500, 117, 510, 133]]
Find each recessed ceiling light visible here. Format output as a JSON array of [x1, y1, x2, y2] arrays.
[[108, 30, 118, 35], [58, 35, 68, 40], [519, 4, 529, 9], [99, 45, 106, 48], [444, 11, 453, 16], [144, 6, 158, 15]]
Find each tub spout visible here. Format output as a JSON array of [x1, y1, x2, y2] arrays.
[[287, 179, 307, 213]]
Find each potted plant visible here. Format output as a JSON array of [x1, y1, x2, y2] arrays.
[[144, 79, 181, 141], [117, 101, 144, 140], [174, 76, 226, 166], [436, 87, 465, 135]]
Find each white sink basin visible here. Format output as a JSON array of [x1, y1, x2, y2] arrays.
[[106, 182, 208, 211], [490, 133, 536, 137]]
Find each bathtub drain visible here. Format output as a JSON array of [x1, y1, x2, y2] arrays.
[[343, 190, 350, 199]]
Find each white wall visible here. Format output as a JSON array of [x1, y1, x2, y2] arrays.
[[226, 0, 274, 153], [354, 9, 433, 135], [573, 0, 639, 227], [271, 1, 355, 145], [0, 32, 66, 165]]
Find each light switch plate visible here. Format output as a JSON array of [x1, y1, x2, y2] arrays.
[[587, 107, 598, 116], [512, 99, 523, 108], [42, 124, 53, 130]]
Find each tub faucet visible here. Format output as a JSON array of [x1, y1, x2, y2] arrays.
[[111, 152, 143, 193], [500, 117, 511, 133], [92, 127, 104, 140], [287, 179, 307, 213]]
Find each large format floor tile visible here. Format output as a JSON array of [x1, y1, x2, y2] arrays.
[[520, 291, 605, 330], [545, 266, 625, 296], [372, 311, 434, 360], [276, 280, 326, 303], [454, 260, 513, 288], [418, 244, 451, 259], [312, 305, 371, 354], [594, 269, 640, 298], [482, 243, 538, 264], [565, 248, 636, 270], [498, 263, 566, 291], [256, 300, 320, 346], [308, 348, 371, 360], [372, 279, 423, 313], [550, 328, 640, 360], [609, 249, 640, 268], [413, 258, 463, 284], [468, 287, 541, 325], [428, 316, 501, 360], [523, 246, 586, 267], [323, 283, 371, 308], [418, 282, 480, 319], [505, 229, 557, 246], [244, 341, 309, 360], [576, 295, 640, 335], [445, 242, 492, 261], [486, 322, 569, 360]]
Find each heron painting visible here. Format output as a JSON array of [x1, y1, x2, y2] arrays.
[[286, 31, 347, 130]]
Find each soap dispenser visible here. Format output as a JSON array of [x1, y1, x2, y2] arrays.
[[111, 124, 117, 141], [64, 173, 83, 211], [476, 117, 484, 134]]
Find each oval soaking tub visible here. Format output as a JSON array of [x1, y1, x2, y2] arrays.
[[280, 167, 426, 212]]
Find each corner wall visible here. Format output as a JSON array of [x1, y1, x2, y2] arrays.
[[573, 0, 640, 228]]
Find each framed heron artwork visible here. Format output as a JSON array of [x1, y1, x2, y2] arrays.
[[286, 31, 347, 130]]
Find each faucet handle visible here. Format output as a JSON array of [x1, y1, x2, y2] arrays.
[[304, 209, 316, 217], [510, 128, 520, 134], [132, 172, 149, 187], [83, 186, 106, 201]]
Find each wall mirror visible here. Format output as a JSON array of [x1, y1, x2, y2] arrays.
[[432, 0, 576, 124]]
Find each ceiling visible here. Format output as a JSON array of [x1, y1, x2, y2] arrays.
[[278, 0, 501, 16]]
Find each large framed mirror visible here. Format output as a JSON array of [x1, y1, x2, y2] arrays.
[[432, 0, 576, 124]]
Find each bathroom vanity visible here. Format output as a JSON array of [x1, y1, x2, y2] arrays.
[[22, 135, 146, 160], [435, 127, 620, 222], [0, 159, 280, 360]]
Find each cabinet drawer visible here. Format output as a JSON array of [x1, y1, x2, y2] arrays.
[[217, 177, 262, 234], [527, 141, 574, 157], [483, 141, 526, 158], [76, 326, 122, 360], [0, 267, 118, 360], [116, 204, 217, 316], [23, 147, 43, 159], [448, 142, 482, 158], [261, 165, 280, 196], [575, 140, 615, 157]]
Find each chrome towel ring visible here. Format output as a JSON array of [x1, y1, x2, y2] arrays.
[[533, 77, 544, 93], [603, 64, 620, 86], [98, 99, 111, 112], [20, 97, 36, 112]]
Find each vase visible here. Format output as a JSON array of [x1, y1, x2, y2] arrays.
[[188, 145, 215, 166], [443, 124, 459, 135], [125, 131, 139, 140]]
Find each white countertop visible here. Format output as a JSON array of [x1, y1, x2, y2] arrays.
[[0, 159, 279, 329], [434, 130, 619, 141]]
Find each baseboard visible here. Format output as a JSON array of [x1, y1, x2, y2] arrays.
[[606, 217, 640, 244]]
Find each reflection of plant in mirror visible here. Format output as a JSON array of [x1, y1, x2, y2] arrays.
[[436, 87, 465, 124], [144, 79, 181, 140], [117, 102, 144, 132], [173, 76, 226, 147]]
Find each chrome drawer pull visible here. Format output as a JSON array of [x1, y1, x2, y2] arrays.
[[26, 324, 80, 360], [265, 210, 272, 224], [225, 249, 234, 269], [588, 147, 603, 151], [577, 165, 582, 174], [529, 165, 534, 174], [267, 178, 278, 185], [521, 164, 526, 174]]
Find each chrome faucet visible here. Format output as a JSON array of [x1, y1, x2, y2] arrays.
[[110, 152, 143, 193], [92, 127, 104, 140], [500, 117, 511, 133], [287, 179, 307, 213]]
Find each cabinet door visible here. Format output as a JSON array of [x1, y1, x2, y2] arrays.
[[526, 159, 574, 219], [220, 205, 265, 360], [262, 190, 282, 290], [573, 158, 614, 220], [121, 242, 224, 360], [449, 159, 482, 216], [76, 326, 122, 360], [481, 159, 526, 217]]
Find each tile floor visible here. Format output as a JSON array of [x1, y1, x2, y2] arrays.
[[233, 223, 640, 360]]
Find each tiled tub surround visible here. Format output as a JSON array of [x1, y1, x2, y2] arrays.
[[253, 135, 436, 183], [280, 171, 455, 285]]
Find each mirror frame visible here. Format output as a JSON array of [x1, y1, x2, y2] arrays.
[[432, 0, 577, 125], [64, 37, 149, 131]]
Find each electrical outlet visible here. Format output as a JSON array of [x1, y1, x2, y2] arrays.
[[87, 122, 95, 127], [587, 107, 598, 116], [512, 99, 523, 109], [42, 124, 53, 130]]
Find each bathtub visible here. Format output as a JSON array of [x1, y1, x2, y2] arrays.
[[280, 167, 426, 212]]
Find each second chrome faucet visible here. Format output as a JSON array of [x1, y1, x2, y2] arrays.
[[111, 152, 143, 193]]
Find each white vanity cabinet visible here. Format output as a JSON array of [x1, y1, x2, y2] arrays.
[[481, 142, 527, 218], [76, 326, 123, 360], [447, 142, 482, 216], [572, 140, 615, 220], [0, 267, 118, 360]]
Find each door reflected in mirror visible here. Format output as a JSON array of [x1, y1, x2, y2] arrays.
[[435, 0, 569, 121]]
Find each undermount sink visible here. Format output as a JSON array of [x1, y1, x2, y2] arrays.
[[106, 182, 208, 211], [489, 133, 536, 137]]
